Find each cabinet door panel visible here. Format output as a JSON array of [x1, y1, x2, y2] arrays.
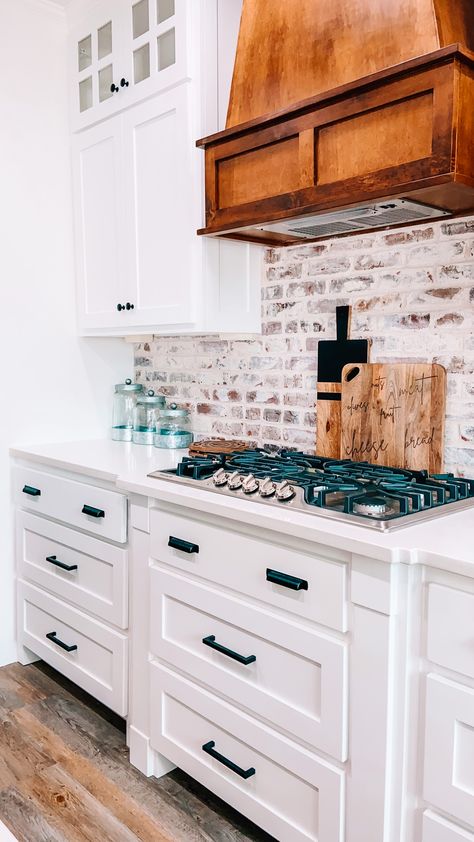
[[73, 118, 125, 331], [121, 0, 192, 106], [203, 239, 261, 333], [122, 86, 196, 327], [424, 674, 474, 828], [423, 811, 474, 842], [70, 0, 128, 132]]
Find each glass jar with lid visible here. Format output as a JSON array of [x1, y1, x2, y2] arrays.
[[112, 379, 143, 441], [154, 404, 193, 449], [132, 390, 166, 445]]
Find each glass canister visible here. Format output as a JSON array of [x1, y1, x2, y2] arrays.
[[112, 379, 143, 441], [154, 404, 193, 449], [132, 390, 166, 445]]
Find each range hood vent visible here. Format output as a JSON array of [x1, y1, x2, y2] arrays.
[[197, 0, 474, 247], [258, 200, 449, 240]]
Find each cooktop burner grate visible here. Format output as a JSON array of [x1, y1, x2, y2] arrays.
[[149, 449, 474, 531]]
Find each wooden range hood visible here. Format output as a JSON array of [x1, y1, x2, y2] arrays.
[[196, 0, 474, 246]]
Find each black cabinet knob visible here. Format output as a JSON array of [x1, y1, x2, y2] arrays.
[[125, 302, 135, 310], [110, 83, 119, 93], [120, 78, 129, 88], [117, 303, 125, 311]]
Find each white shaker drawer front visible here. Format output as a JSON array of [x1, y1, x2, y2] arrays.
[[14, 466, 127, 544], [423, 811, 474, 842], [150, 663, 345, 842], [427, 583, 474, 679], [17, 512, 128, 628], [150, 507, 348, 632], [424, 674, 474, 828], [18, 581, 128, 716], [150, 567, 348, 760]]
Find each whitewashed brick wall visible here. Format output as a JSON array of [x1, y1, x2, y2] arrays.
[[135, 216, 474, 476]]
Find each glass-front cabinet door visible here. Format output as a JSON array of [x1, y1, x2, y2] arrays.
[[70, 0, 193, 130], [71, 0, 127, 130], [121, 0, 191, 102]]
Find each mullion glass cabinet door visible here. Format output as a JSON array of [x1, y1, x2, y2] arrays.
[[126, 0, 189, 100], [71, 1, 126, 130]]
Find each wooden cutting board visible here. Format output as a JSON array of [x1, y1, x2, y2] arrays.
[[340, 363, 447, 472], [316, 306, 370, 457]]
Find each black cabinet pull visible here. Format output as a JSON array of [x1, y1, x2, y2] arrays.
[[46, 632, 78, 653], [110, 83, 119, 93], [23, 485, 41, 497], [266, 568, 308, 591], [125, 302, 134, 310], [202, 741, 255, 779], [202, 635, 256, 665], [46, 555, 78, 573], [120, 78, 129, 87], [117, 303, 125, 311], [82, 504, 105, 519], [168, 536, 199, 554]]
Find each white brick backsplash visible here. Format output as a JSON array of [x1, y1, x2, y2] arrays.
[[135, 216, 474, 476]]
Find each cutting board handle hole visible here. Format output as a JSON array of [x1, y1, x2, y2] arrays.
[[345, 366, 360, 382]]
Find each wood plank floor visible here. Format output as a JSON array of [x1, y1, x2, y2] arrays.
[[0, 662, 275, 842]]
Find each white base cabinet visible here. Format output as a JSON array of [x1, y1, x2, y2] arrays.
[[128, 498, 406, 842], [14, 460, 129, 719], [14, 451, 474, 841]]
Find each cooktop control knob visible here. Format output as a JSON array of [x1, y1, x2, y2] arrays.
[[212, 468, 228, 487], [275, 480, 296, 501], [259, 477, 276, 498], [242, 473, 259, 494], [228, 471, 243, 490]]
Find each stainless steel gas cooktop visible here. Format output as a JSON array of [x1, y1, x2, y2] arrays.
[[148, 449, 474, 532]]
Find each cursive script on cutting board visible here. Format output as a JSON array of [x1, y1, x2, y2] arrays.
[[343, 372, 439, 462]]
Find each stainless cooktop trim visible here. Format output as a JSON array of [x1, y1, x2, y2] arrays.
[[147, 470, 474, 532]]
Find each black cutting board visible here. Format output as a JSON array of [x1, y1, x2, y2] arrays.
[[317, 306, 369, 383], [316, 305, 370, 457]]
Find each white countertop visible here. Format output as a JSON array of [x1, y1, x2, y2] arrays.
[[10, 440, 474, 576], [10, 439, 187, 483]]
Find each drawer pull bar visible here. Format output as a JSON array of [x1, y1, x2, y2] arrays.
[[168, 536, 199, 554], [23, 485, 41, 497], [46, 555, 78, 573], [202, 635, 256, 666], [82, 505, 105, 519], [46, 632, 78, 653], [202, 741, 256, 780], [266, 568, 308, 591]]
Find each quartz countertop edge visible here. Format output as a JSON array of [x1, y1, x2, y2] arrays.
[[10, 439, 188, 483], [10, 440, 474, 576]]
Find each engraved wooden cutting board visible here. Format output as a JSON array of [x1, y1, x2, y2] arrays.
[[340, 363, 447, 472]]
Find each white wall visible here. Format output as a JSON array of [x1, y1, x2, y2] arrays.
[[0, 0, 132, 666]]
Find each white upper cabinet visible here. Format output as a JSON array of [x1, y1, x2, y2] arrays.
[[70, 0, 192, 132], [69, 0, 261, 336]]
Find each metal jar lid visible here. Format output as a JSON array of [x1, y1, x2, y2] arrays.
[[115, 379, 143, 393], [159, 403, 189, 418], [137, 389, 166, 406]]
